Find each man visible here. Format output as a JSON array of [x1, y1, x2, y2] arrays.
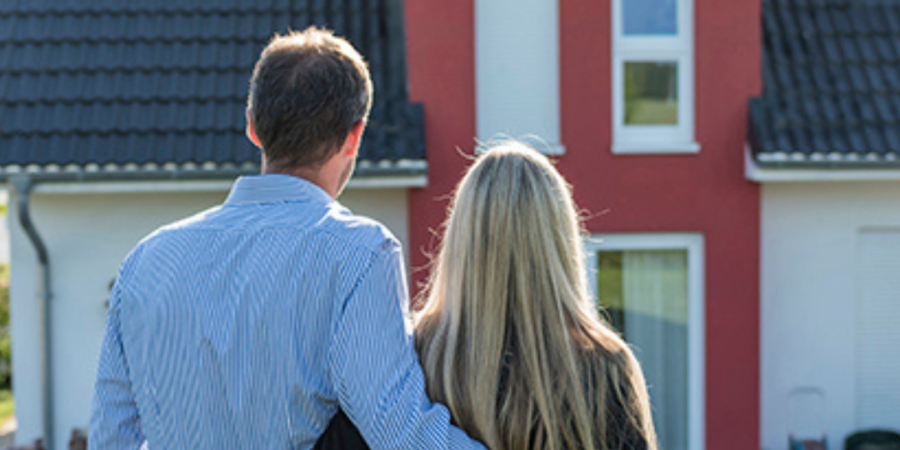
[[89, 28, 485, 450]]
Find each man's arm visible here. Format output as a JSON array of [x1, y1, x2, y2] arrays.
[[89, 283, 145, 450], [328, 241, 486, 450]]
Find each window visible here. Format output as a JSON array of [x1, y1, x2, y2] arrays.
[[612, 0, 698, 153], [585, 234, 704, 450]]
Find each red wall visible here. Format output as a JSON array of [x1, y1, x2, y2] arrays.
[[406, 0, 761, 447], [559, 0, 762, 448], [405, 0, 477, 304]]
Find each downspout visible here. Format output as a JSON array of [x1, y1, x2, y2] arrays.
[[10, 176, 54, 450]]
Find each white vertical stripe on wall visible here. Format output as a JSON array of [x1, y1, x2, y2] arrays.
[[475, 0, 563, 153], [856, 230, 900, 429]]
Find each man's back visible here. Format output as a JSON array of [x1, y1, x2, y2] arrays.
[[90, 174, 415, 449]]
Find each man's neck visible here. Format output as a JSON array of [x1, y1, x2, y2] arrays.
[[261, 162, 339, 199]]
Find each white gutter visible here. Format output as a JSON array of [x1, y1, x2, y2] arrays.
[[28, 174, 427, 195], [745, 144, 900, 182], [1, 160, 429, 194]]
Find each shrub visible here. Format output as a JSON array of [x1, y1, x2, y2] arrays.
[[0, 264, 9, 389]]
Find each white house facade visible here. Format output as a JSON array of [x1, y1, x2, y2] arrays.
[[750, 1, 900, 447], [758, 181, 900, 450]]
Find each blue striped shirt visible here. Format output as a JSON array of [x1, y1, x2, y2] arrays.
[[89, 174, 485, 450]]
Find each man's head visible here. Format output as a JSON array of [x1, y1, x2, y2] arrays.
[[246, 27, 373, 192]]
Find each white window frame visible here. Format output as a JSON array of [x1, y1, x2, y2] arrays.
[[611, 0, 699, 154], [584, 233, 705, 450]]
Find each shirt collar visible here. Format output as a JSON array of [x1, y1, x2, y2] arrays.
[[224, 174, 334, 206]]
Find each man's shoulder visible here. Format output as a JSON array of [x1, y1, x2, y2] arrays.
[[316, 203, 400, 254], [114, 206, 222, 273], [137, 206, 223, 245]]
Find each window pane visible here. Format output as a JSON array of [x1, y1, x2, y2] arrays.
[[624, 61, 679, 125], [623, 0, 678, 36], [597, 249, 689, 450]]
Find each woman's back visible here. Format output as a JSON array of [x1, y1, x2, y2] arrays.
[[414, 306, 654, 450]]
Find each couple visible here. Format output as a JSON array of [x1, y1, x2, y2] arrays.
[[89, 28, 656, 450]]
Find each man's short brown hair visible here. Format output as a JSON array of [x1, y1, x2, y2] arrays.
[[248, 27, 373, 170]]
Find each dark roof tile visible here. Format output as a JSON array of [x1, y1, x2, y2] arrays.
[[810, 63, 831, 90], [829, 7, 853, 35], [865, 5, 889, 35], [873, 36, 895, 61], [847, 126, 867, 152], [828, 63, 852, 93], [884, 124, 900, 151], [838, 37, 860, 62], [813, 6, 835, 36], [883, 4, 900, 31], [820, 95, 841, 123], [859, 36, 880, 63], [858, 94, 879, 123], [849, 7, 872, 35], [850, 68, 866, 93], [873, 94, 895, 122]]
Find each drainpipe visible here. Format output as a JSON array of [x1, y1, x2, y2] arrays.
[[10, 176, 54, 450]]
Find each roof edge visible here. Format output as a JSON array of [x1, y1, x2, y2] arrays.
[[0, 160, 427, 182], [745, 145, 900, 182]]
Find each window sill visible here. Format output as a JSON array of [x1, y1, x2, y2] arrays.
[[612, 141, 701, 155]]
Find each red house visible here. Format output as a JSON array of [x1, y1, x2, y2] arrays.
[[404, 1, 760, 450]]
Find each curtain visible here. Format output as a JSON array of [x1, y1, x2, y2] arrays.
[[621, 250, 689, 450]]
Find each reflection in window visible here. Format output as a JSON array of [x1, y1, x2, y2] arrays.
[[597, 249, 689, 450], [624, 62, 679, 125], [623, 0, 678, 35]]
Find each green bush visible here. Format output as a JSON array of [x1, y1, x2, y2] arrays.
[[0, 264, 9, 390]]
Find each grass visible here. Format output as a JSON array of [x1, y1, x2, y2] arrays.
[[0, 390, 13, 426]]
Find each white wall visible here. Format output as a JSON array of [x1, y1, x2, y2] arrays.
[[475, 0, 562, 152], [761, 182, 900, 450], [7, 184, 408, 450], [340, 188, 410, 255]]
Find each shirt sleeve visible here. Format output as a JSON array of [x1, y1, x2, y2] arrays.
[[88, 282, 146, 450], [328, 241, 486, 450]]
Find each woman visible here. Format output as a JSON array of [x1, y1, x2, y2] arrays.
[[317, 141, 657, 450]]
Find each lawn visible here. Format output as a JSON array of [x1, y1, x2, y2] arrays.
[[0, 390, 13, 426]]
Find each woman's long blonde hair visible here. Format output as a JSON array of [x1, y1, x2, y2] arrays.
[[415, 141, 658, 450]]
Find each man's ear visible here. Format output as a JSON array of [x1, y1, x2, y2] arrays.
[[341, 120, 366, 158], [246, 110, 262, 149]]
